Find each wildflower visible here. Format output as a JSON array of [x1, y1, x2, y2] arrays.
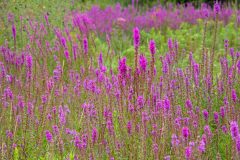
[[189, 141, 195, 147], [236, 135, 240, 153], [26, 54, 33, 80], [137, 96, 144, 109], [17, 96, 25, 109], [74, 135, 81, 149], [4, 87, 13, 100], [81, 134, 88, 149], [98, 52, 103, 67], [118, 57, 127, 76], [64, 50, 70, 59], [167, 38, 173, 50], [214, 2, 220, 15], [58, 106, 66, 126], [237, 60, 240, 73], [204, 125, 212, 137], [149, 40, 156, 55], [92, 127, 98, 144], [214, 112, 219, 124], [139, 54, 147, 72], [153, 143, 158, 156], [52, 125, 59, 135], [182, 127, 190, 139], [174, 117, 181, 128], [142, 111, 149, 124], [202, 109, 209, 121], [12, 24, 16, 41], [133, 27, 140, 50], [193, 121, 198, 128], [198, 140, 206, 153], [8, 13, 14, 23], [45, 130, 53, 143], [44, 14, 49, 26], [27, 102, 34, 116], [185, 147, 192, 160], [47, 113, 52, 121], [26, 54, 33, 69], [222, 125, 227, 134], [162, 59, 168, 74], [230, 48, 235, 58], [61, 36, 67, 48], [6, 130, 13, 139], [106, 120, 114, 135], [220, 106, 225, 118], [164, 96, 171, 113], [83, 37, 88, 55], [174, 40, 179, 50], [73, 44, 78, 61], [164, 155, 170, 160], [171, 134, 180, 147], [232, 89, 237, 103], [224, 40, 229, 49], [202, 8, 209, 18], [41, 95, 48, 104], [185, 99, 193, 110], [53, 63, 62, 82], [230, 121, 239, 139], [127, 121, 132, 135]]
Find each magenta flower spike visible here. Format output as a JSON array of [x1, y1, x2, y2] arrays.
[[133, 27, 140, 51], [92, 127, 98, 144], [45, 130, 53, 143], [12, 23, 16, 41], [214, 2, 220, 15], [182, 126, 190, 139], [232, 89, 237, 103], [230, 121, 239, 139], [83, 37, 88, 55], [64, 50, 70, 60], [185, 147, 192, 160], [139, 54, 147, 72], [149, 40, 156, 55]]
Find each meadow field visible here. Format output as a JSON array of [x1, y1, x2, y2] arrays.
[[0, 0, 239, 159]]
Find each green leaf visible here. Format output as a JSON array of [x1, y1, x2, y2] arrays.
[[13, 147, 19, 160], [69, 152, 75, 160]]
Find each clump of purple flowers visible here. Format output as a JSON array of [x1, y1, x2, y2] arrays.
[[0, 2, 239, 160]]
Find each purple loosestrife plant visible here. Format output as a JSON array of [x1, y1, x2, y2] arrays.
[[118, 57, 127, 77], [198, 140, 206, 153], [182, 126, 190, 140], [92, 127, 98, 144], [232, 89, 237, 103], [149, 40, 156, 55], [214, 2, 221, 15], [185, 146, 192, 160], [133, 27, 140, 51], [83, 37, 88, 55], [139, 54, 147, 72], [230, 121, 239, 139], [25, 54, 33, 82], [12, 23, 16, 41], [64, 50, 70, 60], [61, 36, 67, 49], [45, 130, 53, 143], [236, 135, 240, 154], [127, 121, 132, 135], [202, 109, 209, 122], [0, 4, 239, 159]]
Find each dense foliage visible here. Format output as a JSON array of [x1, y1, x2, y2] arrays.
[[0, 1, 239, 160]]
